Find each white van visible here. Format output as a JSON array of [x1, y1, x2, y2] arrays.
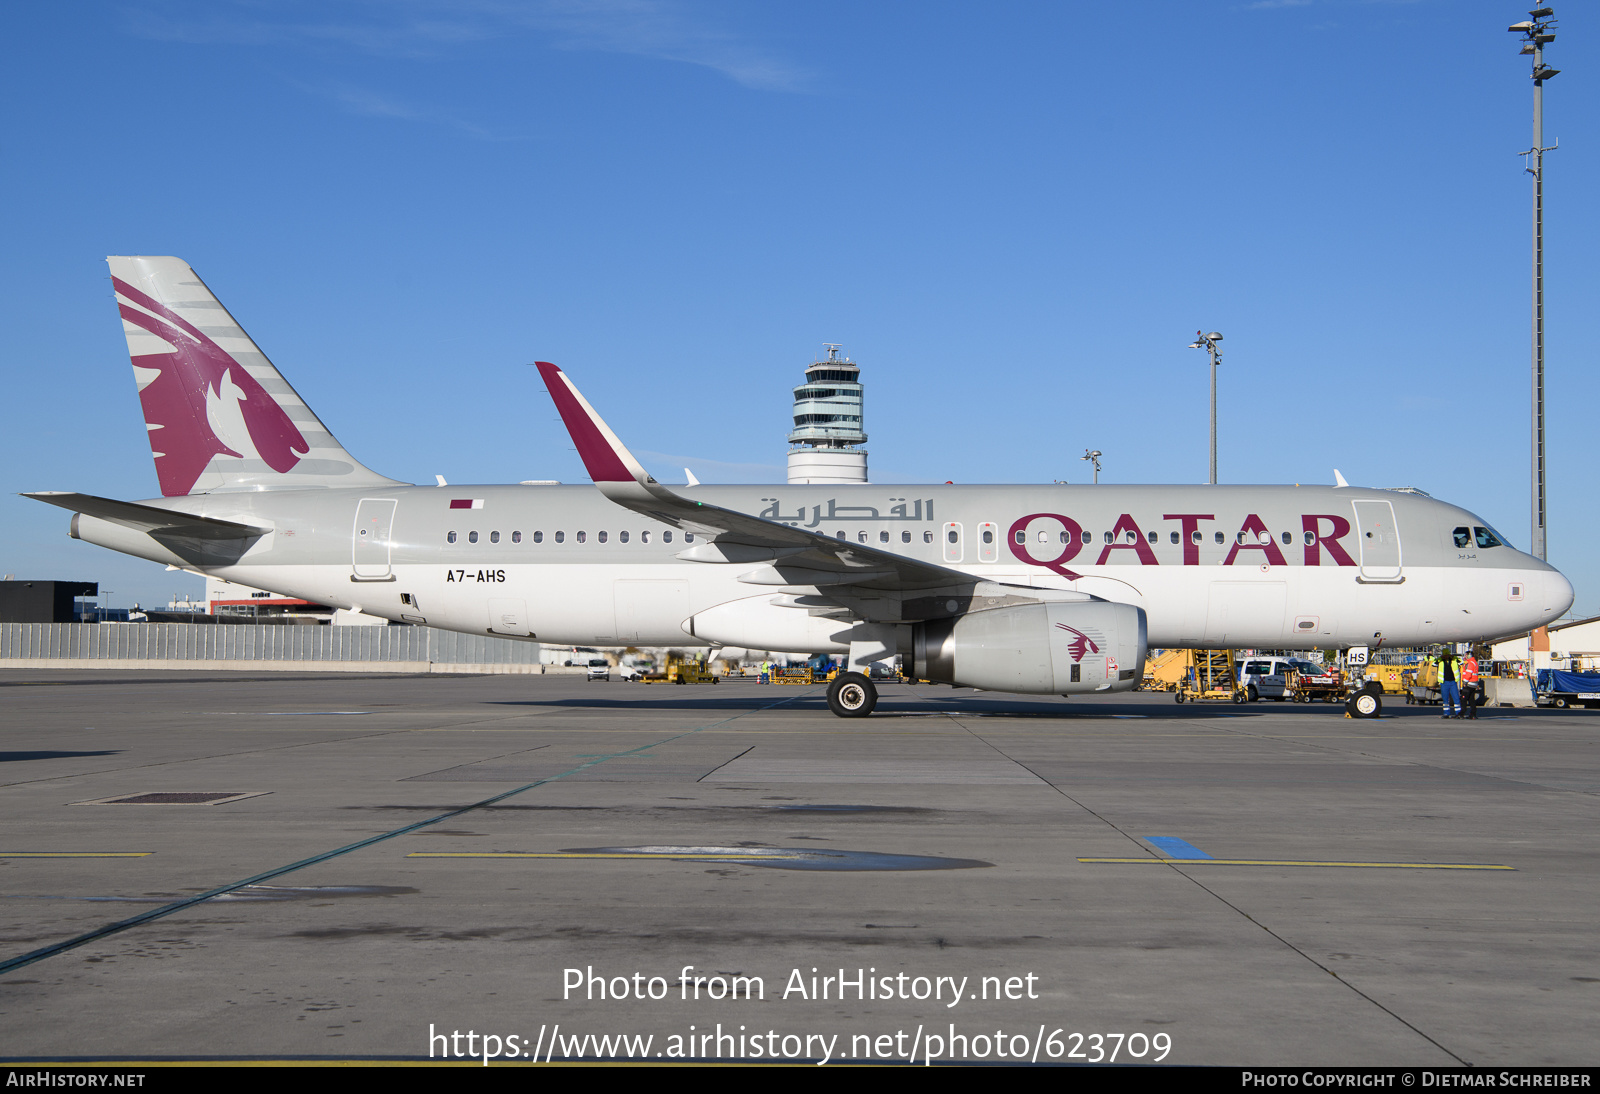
[[586, 658, 610, 682], [1236, 657, 1332, 701]]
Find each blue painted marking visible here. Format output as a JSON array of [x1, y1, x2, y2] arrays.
[[1146, 837, 1214, 860]]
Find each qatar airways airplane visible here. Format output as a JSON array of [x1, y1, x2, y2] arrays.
[[26, 257, 1573, 718]]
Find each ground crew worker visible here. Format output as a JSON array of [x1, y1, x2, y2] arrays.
[[1461, 652, 1480, 720], [1438, 649, 1462, 718]]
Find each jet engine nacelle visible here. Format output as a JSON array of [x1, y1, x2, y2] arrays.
[[913, 601, 1147, 694]]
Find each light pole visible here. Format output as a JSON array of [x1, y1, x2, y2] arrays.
[[1081, 449, 1102, 485], [1188, 331, 1223, 484], [1510, 6, 1559, 560]]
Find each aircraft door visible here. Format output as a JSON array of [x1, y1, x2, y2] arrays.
[[352, 498, 398, 581], [1352, 500, 1402, 581], [614, 580, 691, 644]]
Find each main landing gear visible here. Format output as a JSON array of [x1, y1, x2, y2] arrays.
[[827, 672, 878, 718]]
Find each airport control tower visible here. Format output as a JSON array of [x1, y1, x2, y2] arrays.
[[786, 345, 868, 484]]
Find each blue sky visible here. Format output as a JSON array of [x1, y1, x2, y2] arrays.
[[1, 0, 1594, 617]]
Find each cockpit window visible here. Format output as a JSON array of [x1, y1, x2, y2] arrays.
[[1452, 527, 1471, 548], [1474, 526, 1503, 549]]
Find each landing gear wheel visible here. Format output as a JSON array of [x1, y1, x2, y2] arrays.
[[827, 672, 877, 718], [1351, 690, 1382, 719]]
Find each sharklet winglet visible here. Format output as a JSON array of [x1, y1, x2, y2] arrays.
[[535, 362, 648, 486]]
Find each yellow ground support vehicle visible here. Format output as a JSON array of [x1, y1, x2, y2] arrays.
[[1364, 664, 1414, 697], [771, 667, 814, 686], [671, 660, 718, 684], [643, 658, 719, 684], [1175, 650, 1245, 704]]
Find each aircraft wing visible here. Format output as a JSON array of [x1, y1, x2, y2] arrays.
[[537, 362, 983, 602], [23, 492, 270, 540]]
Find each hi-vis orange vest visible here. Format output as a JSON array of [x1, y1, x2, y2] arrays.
[[1462, 656, 1480, 684]]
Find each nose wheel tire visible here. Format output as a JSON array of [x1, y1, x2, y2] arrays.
[[828, 672, 878, 718], [1349, 688, 1382, 719]]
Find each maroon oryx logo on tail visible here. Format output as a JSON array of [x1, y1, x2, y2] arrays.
[[1054, 623, 1103, 663], [114, 276, 308, 496]]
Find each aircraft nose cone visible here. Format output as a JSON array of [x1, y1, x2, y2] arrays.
[[1542, 568, 1575, 619]]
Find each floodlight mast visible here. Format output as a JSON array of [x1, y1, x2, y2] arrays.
[[1188, 331, 1223, 484], [1511, 5, 1559, 560]]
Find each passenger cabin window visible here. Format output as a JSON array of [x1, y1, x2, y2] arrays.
[[512, 531, 522, 543], [620, 531, 629, 543], [685, 533, 694, 542], [1103, 531, 1113, 544], [490, 531, 500, 544], [532, 531, 543, 543], [663, 531, 672, 542], [598, 531, 608, 543], [923, 531, 933, 543], [1191, 530, 1202, 545], [468, 531, 479, 544], [1082, 531, 1092, 545], [1281, 531, 1291, 544], [576, 531, 586, 543], [447, 531, 457, 544], [1125, 530, 1138, 544], [982, 530, 994, 544], [901, 531, 911, 543], [554, 531, 564, 543], [859, 531, 868, 543], [1015, 530, 1026, 545], [641, 531, 650, 543], [1147, 531, 1158, 544], [1171, 531, 1180, 544], [1214, 531, 1225, 545], [879, 530, 889, 544], [1303, 531, 1316, 545]]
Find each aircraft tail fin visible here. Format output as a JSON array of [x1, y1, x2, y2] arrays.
[[108, 256, 405, 496]]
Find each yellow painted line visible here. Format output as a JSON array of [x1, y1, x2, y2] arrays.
[[0, 852, 154, 858], [406, 852, 818, 861], [1078, 858, 1512, 870]]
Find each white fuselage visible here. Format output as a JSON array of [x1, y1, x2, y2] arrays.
[[74, 482, 1573, 655]]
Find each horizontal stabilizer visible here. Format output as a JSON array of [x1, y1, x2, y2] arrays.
[[23, 492, 269, 540]]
